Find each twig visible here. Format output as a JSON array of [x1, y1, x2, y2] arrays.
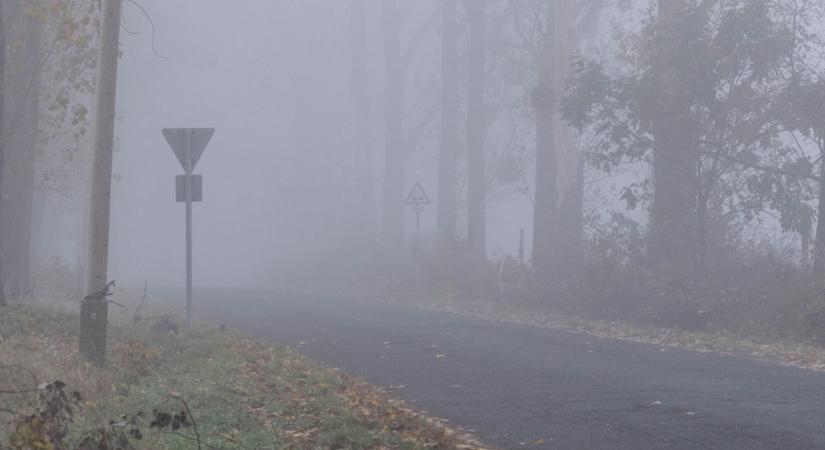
[[107, 299, 128, 311], [170, 393, 202, 450], [0, 407, 24, 417], [0, 387, 44, 395], [21, 278, 35, 300], [140, 314, 179, 322], [133, 281, 149, 322], [85, 281, 116, 301], [0, 365, 39, 387], [160, 431, 220, 450], [125, 0, 166, 59]]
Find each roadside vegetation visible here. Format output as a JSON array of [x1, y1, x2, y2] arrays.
[[361, 0, 825, 368], [0, 300, 489, 450]]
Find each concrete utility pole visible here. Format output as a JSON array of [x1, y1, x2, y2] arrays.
[[80, 0, 122, 363], [0, 0, 6, 306]]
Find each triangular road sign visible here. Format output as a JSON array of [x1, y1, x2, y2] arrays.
[[162, 128, 215, 171], [406, 181, 431, 206]]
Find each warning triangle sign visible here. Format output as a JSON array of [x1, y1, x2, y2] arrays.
[[163, 128, 215, 171], [405, 182, 431, 206]]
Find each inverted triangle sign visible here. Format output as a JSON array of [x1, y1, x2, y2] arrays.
[[162, 128, 215, 171], [406, 181, 431, 206]]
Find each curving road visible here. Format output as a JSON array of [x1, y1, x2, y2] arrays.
[[191, 290, 825, 449]]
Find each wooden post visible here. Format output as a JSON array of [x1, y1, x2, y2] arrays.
[[80, 0, 122, 363]]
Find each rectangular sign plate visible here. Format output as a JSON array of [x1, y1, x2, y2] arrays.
[[176, 175, 203, 202]]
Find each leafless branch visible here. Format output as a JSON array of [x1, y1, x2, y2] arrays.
[[125, 0, 165, 59]]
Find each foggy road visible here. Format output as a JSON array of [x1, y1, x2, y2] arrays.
[[194, 291, 825, 450]]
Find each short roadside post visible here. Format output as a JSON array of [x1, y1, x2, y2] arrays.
[[405, 182, 431, 294], [162, 128, 214, 328]]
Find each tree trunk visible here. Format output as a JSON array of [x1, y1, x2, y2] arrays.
[[648, 0, 699, 268], [350, 0, 376, 251], [464, 0, 487, 264], [812, 151, 825, 276], [381, 0, 406, 252], [802, 228, 811, 269], [81, 0, 122, 364], [436, 0, 459, 256], [552, 0, 583, 285], [532, 4, 558, 288], [2, 0, 40, 299]]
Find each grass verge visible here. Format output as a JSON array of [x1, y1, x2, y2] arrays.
[[0, 300, 491, 449]]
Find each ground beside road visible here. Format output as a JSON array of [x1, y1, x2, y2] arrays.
[[197, 290, 825, 450], [0, 300, 485, 449], [384, 295, 825, 373]]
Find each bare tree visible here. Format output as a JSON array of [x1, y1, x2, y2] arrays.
[[382, 0, 406, 251], [551, 0, 585, 285], [351, 0, 376, 249], [531, 2, 558, 287], [2, 0, 43, 299], [436, 0, 459, 256], [464, 0, 487, 264]]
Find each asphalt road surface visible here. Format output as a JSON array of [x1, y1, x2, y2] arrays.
[[190, 290, 825, 449]]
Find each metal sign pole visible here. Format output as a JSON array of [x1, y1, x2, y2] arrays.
[[162, 127, 214, 328], [185, 130, 194, 328], [415, 208, 422, 294], [405, 182, 431, 295]]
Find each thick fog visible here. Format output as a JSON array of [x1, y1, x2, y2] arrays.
[[109, 0, 532, 289], [10, 1, 825, 448], [5, 0, 825, 326]]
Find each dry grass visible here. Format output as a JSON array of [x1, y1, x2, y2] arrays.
[[0, 299, 493, 449]]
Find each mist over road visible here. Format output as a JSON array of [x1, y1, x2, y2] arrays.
[[191, 290, 825, 449]]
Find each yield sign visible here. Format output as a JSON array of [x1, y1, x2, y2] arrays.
[[405, 181, 431, 206], [162, 128, 215, 171]]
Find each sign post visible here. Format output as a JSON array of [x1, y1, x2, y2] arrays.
[[405, 182, 431, 294], [163, 128, 214, 328]]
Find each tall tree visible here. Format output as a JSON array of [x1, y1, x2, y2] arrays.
[[508, 0, 604, 289], [532, 2, 558, 286], [647, 0, 699, 267], [381, 0, 406, 251], [2, 0, 42, 299], [785, 76, 825, 275], [436, 0, 459, 256], [351, 0, 376, 250], [464, 0, 487, 263], [564, 0, 803, 271], [813, 137, 825, 274], [552, 0, 584, 283]]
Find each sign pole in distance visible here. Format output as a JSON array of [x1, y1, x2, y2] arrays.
[[405, 182, 432, 294], [163, 128, 215, 328]]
